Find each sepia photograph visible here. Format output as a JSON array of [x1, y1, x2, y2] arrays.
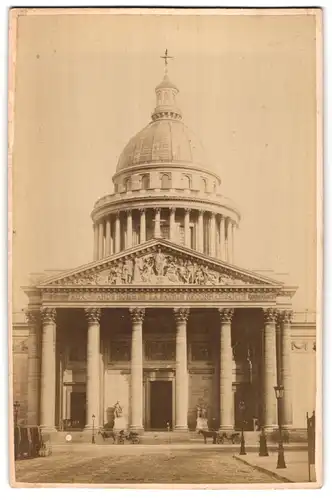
[[8, 7, 322, 488]]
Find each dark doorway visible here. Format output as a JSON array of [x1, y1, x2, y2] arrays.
[[150, 381, 172, 429], [70, 392, 86, 429]]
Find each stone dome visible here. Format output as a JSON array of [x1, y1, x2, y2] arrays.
[[116, 119, 207, 172]]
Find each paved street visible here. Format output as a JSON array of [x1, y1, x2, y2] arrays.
[[15, 446, 283, 485]]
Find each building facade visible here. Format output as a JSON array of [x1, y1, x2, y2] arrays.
[[12, 65, 316, 434]]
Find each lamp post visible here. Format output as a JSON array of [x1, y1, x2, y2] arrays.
[[92, 414, 96, 444], [274, 385, 286, 469], [239, 400, 246, 456], [13, 401, 20, 427]]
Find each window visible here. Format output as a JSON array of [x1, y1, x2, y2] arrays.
[[201, 177, 208, 192], [125, 177, 132, 192], [212, 182, 217, 193], [181, 174, 191, 190], [161, 173, 171, 189], [68, 345, 86, 362], [145, 341, 175, 361], [191, 342, 212, 361], [110, 341, 131, 362], [141, 174, 150, 190]]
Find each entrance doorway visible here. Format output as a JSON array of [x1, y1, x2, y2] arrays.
[[70, 392, 86, 429], [150, 381, 172, 429]]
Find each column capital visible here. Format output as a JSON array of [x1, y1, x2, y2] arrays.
[[115, 210, 121, 218], [184, 208, 191, 214], [85, 307, 101, 325], [210, 212, 216, 219], [125, 208, 132, 215], [263, 308, 278, 324], [155, 207, 161, 214], [174, 307, 190, 323], [170, 207, 176, 214], [218, 308, 234, 324], [278, 310, 293, 325], [139, 208, 146, 214], [198, 209, 205, 216], [41, 307, 56, 325], [25, 310, 40, 325], [129, 307, 145, 324]]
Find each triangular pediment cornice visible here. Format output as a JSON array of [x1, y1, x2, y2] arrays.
[[37, 239, 286, 290]]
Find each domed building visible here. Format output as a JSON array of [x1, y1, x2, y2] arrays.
[[91, 70, 240, 262], [13, 58, 316, 439]]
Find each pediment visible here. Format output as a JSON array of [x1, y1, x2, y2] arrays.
[[38, 239, 283, 289]]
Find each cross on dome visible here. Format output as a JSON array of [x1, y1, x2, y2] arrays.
[[160, 49, 174, 74]]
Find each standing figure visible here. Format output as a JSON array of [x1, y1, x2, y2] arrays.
[[133, 256, 143, 282], [154, 248, 166, 276]]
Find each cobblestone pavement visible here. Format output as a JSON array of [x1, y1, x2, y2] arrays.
[[15, 447, 283, 485]]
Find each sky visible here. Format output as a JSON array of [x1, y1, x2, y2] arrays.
[[11, 11, 318, 312]]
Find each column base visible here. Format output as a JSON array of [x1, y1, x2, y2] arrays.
[[219, 425, 234, 431], [174, 426, 188, 432], [40, 426, 57, 434], [84, 425, 101, 431], [129, 426, 144, 434], [263, 425, 278, 432]]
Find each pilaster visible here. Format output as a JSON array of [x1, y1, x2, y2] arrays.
[[26, 310, 41, 426], [130, 308, 145, 431], [174, 308, 190, 430], [40, 307, 57, 432], [218, 308, 234, 430], [85, 308, 101, 429], [262, 308, 278, 429], [279, 310, 293, 428]]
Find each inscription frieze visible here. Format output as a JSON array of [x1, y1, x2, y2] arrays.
[[42, 289, 278, 303]]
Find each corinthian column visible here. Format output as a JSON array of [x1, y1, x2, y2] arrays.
[[174, 308, 189, 430], [279, 310, 293, 428], [184, 208, 190, 247], [262, 308, 278, 429], [26, 310, 41, 426], [126, 210, 133, 249], [93, 223, 98, 260], [154, 208, 161, 238], [140, 209, 146, 244], [229, 221, 234, 264], [98, 221, 104, 259], [85, 308, 101, 429], [130, 308, 145, 431], [210, 213, 216, 257], [219, 308, 234, 429], [169, 207, 176, 242], [197, 210, 204, 253], [105, 217, 111, 256], [219, 216, 225, 261], [225, 218, 230, 263], [115, 212, 120, 253], [40, 307, 57, 431]]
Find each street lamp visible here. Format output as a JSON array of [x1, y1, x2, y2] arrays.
[[92, 414, 96, 444], [13, 401, 20, 427], [274, 385, 286, 469], [239, 400, 246, 456]]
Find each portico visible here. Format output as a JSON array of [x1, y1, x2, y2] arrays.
[[25, 240, 296, 434]]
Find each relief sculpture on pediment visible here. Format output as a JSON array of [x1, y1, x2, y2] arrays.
[[61, 248, 251, 286], [105, 250, 245, 286]]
